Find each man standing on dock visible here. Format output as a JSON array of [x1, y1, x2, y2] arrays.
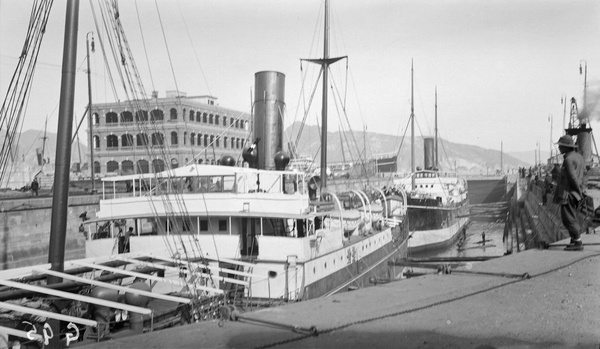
[[555, 135, 585, 251]]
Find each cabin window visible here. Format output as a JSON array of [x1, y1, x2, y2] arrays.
[[200, 220, 208, 231], [219, 220, 227, 231]]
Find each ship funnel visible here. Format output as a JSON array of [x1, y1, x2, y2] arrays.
[[254, 71, 285, 170], [424, 137, 434, 170], [576, 125, 593, 166]]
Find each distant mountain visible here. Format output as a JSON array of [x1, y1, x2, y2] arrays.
[[285, 122, 531, 174]]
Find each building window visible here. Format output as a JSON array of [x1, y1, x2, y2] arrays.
[[235, 120, 239, 128], [151, 132, 164, 146], [136, 133, 149, 146], [93, 135, 100, 149], [171, 158, 179, 169], [171, 131, 178, 145], [200, 220, 208, 231], [230, 119, 234, 127], [150, 109, 164, 121], [216, 136, 220, 148], [190, 133, 196, 146], [137, 159, 149, 173], [122, 160, 134, 174], [106, 160, 119, 173], [224, 137, 228, 148], [215, 115, 220, 125], [210, 135, 214, 147], [121, 111, 133, 123], [223, 117, 227, 127], [197, 134, 202, 146], [152, 159, 165, 172], [93, 113, 100, 125], [203, 113, 207, 123], [189, 109, 195, 121], [107, 135, 118, 148], [106, 112, 118, 124], [231, 138, 234, 148], [219, 220, 227, 231], [236, 138, 240, 149], [209, 114, 213, 124], [135, 110, 148, 122], [93, 161, 100, 174], [196, 111, 201, 122], [170, 108, 177, 120], [183, 132, 187, 145], [121, 134, 134, 147], [204, 134, 208, 147]]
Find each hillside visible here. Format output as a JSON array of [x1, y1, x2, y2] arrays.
[[285, 122, 531, 174]]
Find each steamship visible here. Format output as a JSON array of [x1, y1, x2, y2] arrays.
[[391, 70, 470, 253]]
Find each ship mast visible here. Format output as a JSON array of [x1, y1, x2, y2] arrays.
[[410, 60, 415, 190], [434, 86, 438, 170], [48, 0, 80, 283], [302, 0, 345, 191]]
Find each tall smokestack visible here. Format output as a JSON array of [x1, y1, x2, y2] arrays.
[[424, 137, 434, 170], [254, 71, 285, 170]]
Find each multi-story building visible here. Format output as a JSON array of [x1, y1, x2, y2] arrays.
[[89, 91, 251, 177]]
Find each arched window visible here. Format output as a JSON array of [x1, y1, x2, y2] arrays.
[[183, 132, 187, 145], [93, 161, 101, 174], [224, 137, 228, 148], [106, 160, 119, 173], [197, 134, 202, 146], [215, 115, 220, 125], [241, 139, 245, 148], [121, 111, 133, 123], [210, 135, 214, 146], [93, 135, 100, 149], [122, 160, 134, 174], [223, 117, 227, 126], [107, 135, 118, 148], [231, 137, 235, 148], [230, 119, 234, 127], [152, 159, 165, 172], [151, 132, 164, 146], [203, 113, 207, 123], [216, 136, 220, 148], [93, 113, 100, 125], [235, 120, 239, 128], [137, 160, 149, 174], [171, 158, 179, 169], [171, 131, 178, 145], [136, 133, 149, 146], [121, 134, 134, 147], [150, 109, 164, 121], [170, 108, 177, 120], [196, 111, 201, 122], [204, 134, 209, 147], [190, 133, 196, 146], [189, 109, 195, 121], [236, 138, 240, 149], [209, 114, 213, 124], [106, 112, 118, 124], [135, 110, 148, 122]]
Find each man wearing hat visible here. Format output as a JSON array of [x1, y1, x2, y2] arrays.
[[555, 135, 585, 251]]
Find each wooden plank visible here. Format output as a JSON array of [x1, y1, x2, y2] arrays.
[[72, 261, 224, 295], [0, 301, 98, 327], [32, 268, 190, 305], [0, 280, 151, 315]]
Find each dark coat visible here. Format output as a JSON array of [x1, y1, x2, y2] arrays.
[[557, 150, 584, 203]]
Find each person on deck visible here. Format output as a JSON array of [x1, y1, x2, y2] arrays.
[[555, 135, 585, 251], [31, 178, 39, 196]]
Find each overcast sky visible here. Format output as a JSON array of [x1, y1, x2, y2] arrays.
[[1, 0, 599, 154]]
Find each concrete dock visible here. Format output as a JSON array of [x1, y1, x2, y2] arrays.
[[83, 234, 600, 349]]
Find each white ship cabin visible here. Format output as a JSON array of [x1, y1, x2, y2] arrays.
[[87, 164, 351, 262], [393, 170, 467, 204]]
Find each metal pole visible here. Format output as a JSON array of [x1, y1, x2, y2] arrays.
[[86, 32, 95, 192], [320, 0, 330, 190], [434, 86, 438, 170], [48, 0, 80, 284]]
